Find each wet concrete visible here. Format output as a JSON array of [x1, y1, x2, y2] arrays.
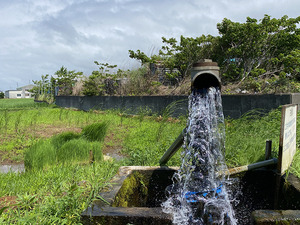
[[81, 166, 300, 225], [81, 166, 177, 225], [0, 164, 25, 173], [252, 210, 300, 224]]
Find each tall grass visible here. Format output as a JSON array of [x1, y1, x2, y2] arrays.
[[25, 122, 108, 170], [123, 117, 185, 166], [24, 139, 56, 170], [57, 139, 103, 163], [225, 109, 282, 167], [81, 122, 108, 142], [0, 161, 120, 224]]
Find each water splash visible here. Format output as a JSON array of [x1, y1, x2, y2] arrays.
[[162, 87, 237, 225]]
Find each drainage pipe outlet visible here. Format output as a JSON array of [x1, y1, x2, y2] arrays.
[[191, 59, 221, 91]]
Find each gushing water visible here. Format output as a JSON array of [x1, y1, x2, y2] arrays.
[[162, 87, 237, 225]]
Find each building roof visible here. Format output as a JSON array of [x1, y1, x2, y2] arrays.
[[16, 84, 35, 91]]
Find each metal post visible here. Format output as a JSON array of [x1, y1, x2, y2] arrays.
[[159, 129, 185, 165], [265, 140, 272, 160], [218, 158, 278, 177]]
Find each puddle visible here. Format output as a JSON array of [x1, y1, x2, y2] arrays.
[[0, 164, 25, 173]]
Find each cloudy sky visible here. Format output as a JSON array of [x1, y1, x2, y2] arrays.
[[0, 0, 299, 91]]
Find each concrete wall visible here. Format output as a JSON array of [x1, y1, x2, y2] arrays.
[[55, 93, 300, 118], [56, 95, 188, 117], [222, 94, 296, 118]]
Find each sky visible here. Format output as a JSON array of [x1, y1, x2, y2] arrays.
[[0, 0, 300, 91]]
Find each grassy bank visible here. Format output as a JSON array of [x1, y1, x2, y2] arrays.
[[0, 99, 186, 224], [0, 98, 300, 224]]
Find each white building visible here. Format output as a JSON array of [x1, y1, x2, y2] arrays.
[[5, 84, 35, 98]]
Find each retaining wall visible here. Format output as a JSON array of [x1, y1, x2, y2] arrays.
[[55, 93, 300, 118]]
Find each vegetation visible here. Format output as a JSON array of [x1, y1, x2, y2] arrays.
[[2, 13, 300, 224], [225, 109, 282, 167], [129, 15, 300, 94], [1, 87, 300, 223], [82, 61, 119, 96], [0, 98, 48, 110], [0, 162, 120, 224], [30, 15, 300, 97], [0, 92, 4, 99], [24, 125, 106, 171], [31, 67, 83, 103]]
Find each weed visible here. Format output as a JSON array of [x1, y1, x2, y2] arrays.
[[57, 138, 103, 164], [24, 139, 56, 170], [51, 131, 81, 149], [16, 193, 37, 210], [225, 109, 282, 167], [0, 162, 120, 224], [14, 111, 22, 133], [3, 110, 9, 134], [81, 122, 108, 142]]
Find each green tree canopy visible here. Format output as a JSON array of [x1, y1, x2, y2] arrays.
[[55, 66, 83, 95], [129, 15, 300, 86], [216, 14, 300, 82]]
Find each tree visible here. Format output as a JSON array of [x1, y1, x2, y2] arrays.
[[82, 61, 118, 96], [55, 66, 83, 95], [129, 35, 216, 83], [129, 15, 300, 89], [216, 15, 300, 82], [0, 92, 4, 99], [128, 50, 152, 65], [159, 35, 216, 78]]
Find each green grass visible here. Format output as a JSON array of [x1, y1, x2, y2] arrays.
[[0, 161, 120, 224], [225, 109, 282, 167], [51, 131, 82, 149], [1, 99, 300, 224], [81, 122, 108, 142], [25, 123, 108, 170], [0, 98, 49, 110]]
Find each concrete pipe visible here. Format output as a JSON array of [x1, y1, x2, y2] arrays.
[[191, 59, 221, 91]]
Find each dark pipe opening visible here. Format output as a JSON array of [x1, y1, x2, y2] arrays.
[[192, 73, 221, 90]]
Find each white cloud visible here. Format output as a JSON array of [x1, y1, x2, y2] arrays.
[[0, 0, 299, 91]]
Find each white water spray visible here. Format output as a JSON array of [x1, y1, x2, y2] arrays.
[[162, 87, 237, 225]]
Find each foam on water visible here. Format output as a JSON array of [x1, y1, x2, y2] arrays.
[[162, 87, 237, 225]]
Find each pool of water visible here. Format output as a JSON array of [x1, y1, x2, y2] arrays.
[[0, 164, 25, 173]]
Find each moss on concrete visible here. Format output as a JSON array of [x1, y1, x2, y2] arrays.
[[112, 171, 150, 207]]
